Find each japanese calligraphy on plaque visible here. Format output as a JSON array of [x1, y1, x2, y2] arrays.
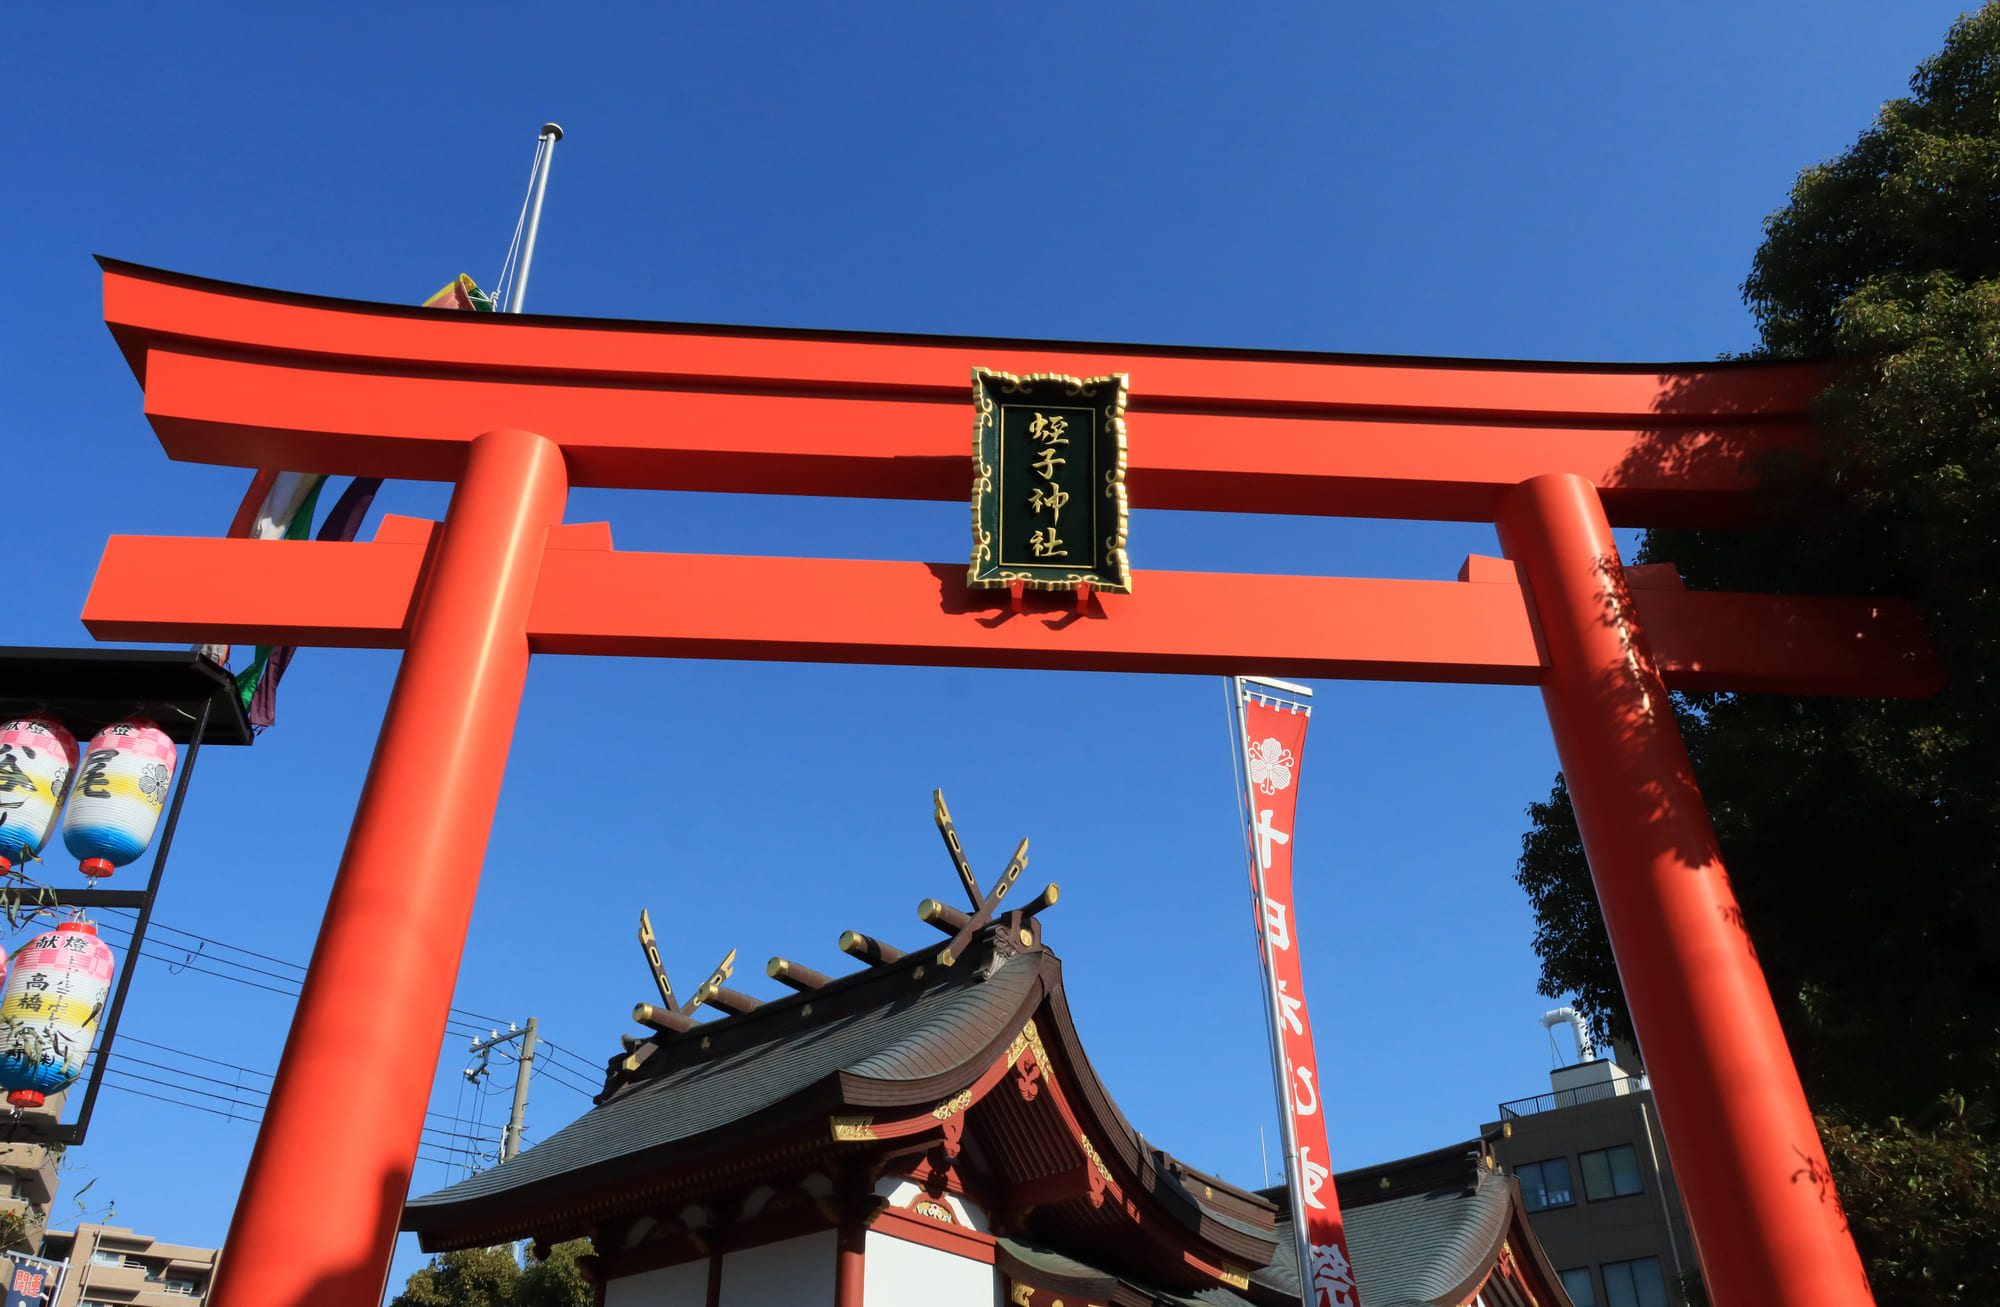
[[969, 368, 1131, 594]]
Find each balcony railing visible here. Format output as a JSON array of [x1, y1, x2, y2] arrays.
[[1498, 1078, 1634, 1119]]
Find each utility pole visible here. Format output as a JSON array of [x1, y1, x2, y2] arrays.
[[466, 1017, 539, 1163]]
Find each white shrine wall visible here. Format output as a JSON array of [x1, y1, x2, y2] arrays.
[[602, 1259, 706, 1307], [719, 1229, 835, 1306], [860, 1228, 997, 1307]]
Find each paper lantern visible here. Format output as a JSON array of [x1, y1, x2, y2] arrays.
[[0, 922, 114, 1108], [0, 717, 79, 874], [62, 719, 177, 878]]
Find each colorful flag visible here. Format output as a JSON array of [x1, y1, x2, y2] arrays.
[[235, 474, 383, 727], [422, 273, 498, 312], [1231, 680, 1358, 1307]]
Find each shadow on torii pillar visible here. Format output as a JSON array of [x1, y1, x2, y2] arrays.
[[82, 259, 1935, 1307]]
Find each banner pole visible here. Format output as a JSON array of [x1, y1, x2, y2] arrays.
[[1226, 676, 1314, 1306]]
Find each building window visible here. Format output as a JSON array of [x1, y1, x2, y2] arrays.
[[165, 1280, 200, 1296], [1578, 1144, 1644, 1201], [89, 1250, 122, 1267], [1515, 1157, 1575, 1211], [1558, 1267, 1597, 1307], [1601, 1256, 1668, 1307]]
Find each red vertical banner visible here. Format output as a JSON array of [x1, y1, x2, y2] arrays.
[[1234, 685, 1358, 1307]]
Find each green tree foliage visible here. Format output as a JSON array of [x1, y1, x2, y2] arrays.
[[1514, 7, 2000, 1299], [390, 1241, 593, 1307], [517, 1240, 596, 1307], [1820, 1102, 2000, 1302]]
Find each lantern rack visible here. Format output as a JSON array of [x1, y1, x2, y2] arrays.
[[0, 646, 251, 1145]]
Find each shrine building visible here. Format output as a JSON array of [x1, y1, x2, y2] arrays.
[[401, 894, 1570, 1307]]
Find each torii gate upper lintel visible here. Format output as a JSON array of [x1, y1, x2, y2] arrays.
[[84, 260, 1921, 1307]]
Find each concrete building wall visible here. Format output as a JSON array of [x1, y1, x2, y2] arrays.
[[1485, 1087, 1695, 1307], [42, 1223, 218, 1307], [0, 1091, 69, 1253]]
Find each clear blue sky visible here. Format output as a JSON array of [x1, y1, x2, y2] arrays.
[[5, 0, 1972, 1295]]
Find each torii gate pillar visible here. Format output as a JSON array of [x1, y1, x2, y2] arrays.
[[214, 431, 567, 1307], [1498, 473, 1870, 1301]]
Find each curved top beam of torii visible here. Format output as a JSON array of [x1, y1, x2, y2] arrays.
[[101, 257, 1817, 526]]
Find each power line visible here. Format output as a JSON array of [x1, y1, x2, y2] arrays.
[[100, 1069, 494, 1158], [534, 1037, 607, 1078], [94, 1045, 492, 1134], [102, 1066, 263, 1113], [111, 1052, 267, 1098], [74, 909, 511, 1030], [77, 914, 605, 1106], [534, 1064, 601, 1099], [0, 908, 603, 1161], [116, 1036, 273, 1079], [101, 1081, 248, 1121]]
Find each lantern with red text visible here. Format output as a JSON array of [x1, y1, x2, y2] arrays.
[[61, 719, 175, 878], [0, 717, 79, 875], [0, 923, 114, 1108]]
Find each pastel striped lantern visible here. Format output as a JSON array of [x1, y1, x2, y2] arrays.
[[62, 719, 176, 878], [0, 922, 114, 1108], [0, 717, 78, 874]]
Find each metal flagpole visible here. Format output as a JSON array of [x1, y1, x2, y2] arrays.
[[1225, 675, 1315, 1303], [506, 124, 564, 314]]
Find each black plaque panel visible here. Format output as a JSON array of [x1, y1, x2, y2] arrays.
[[969, 369, 1129, 593]]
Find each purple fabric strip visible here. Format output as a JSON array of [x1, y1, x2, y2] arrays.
[[248, 477, 384, 728]]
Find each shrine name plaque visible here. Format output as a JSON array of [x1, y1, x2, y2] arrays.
[[969, 367, 1131, 594]]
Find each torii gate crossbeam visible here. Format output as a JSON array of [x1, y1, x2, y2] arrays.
[[85, 261, 1926, 1307]]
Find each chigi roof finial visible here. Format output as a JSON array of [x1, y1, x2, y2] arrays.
[[605, 791, 1061, 1096]]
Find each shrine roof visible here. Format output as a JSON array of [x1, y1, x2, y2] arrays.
[[400, 884, 1571, 1307], [1253, 1142, 1562, 1307], [995, 1237, 1256, 1307], [990, 1143, 1555, 1307], [403, 926, 1046, 1230]]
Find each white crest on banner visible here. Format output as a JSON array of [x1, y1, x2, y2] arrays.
[[1249, 737, 1296, 794]]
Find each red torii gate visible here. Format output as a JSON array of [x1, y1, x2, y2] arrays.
[[83, 260, 1932, 1307]]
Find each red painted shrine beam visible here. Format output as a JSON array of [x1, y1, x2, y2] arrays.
[[82, 534, 1942, 697], [104, 260, 1823, 527]]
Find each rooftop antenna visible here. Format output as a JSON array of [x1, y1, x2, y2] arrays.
[[506, 123, 564, 314]]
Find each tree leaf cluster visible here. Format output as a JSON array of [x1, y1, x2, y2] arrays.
[[390, 1239, 593, 1307], [1820, 1104, 2000, 1305], [1513, 6, 2000, 1298]]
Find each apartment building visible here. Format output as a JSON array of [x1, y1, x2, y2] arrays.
[[38, 1225, 217, 1307], [1482, 1016, 1698, 1307], [0, 1092, 68, 1253]]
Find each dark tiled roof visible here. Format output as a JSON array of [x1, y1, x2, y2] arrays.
[[404, 937, 1044, 1231], [1251, 1143, 1511, 1307], [997, 1237, 1255, 1307]]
